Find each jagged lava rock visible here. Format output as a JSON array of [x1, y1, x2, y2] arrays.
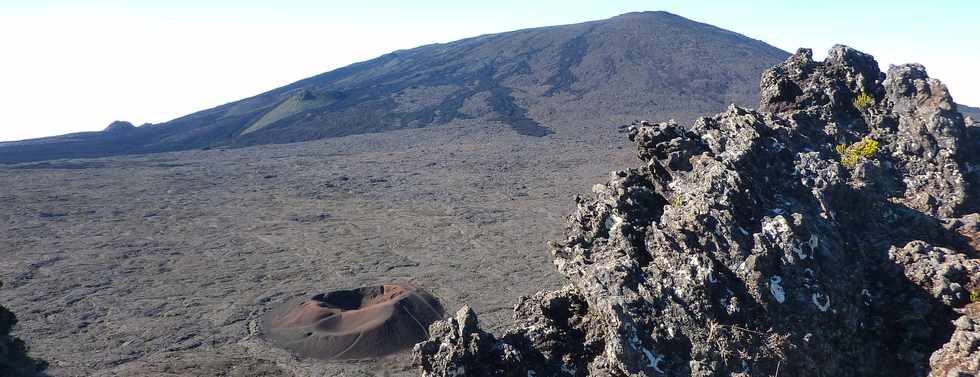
[[413, 45, 980, 377], [929, 302, 980, 376]]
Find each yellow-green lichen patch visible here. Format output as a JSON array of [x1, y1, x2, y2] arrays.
[[835, 137, 879, 168], [853, 92, 874, 110]]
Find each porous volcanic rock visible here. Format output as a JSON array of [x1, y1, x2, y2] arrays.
[[928, 302, 980, 376], [413, 45, 980, 376]]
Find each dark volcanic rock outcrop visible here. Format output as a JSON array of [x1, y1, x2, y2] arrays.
[[0, 11, 787, 164], [413, 46, 980, 376], [1, 283, 47, 376], [929, 302, 980, 376]]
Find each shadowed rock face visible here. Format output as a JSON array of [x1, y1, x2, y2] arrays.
[[1, 282, 48, 377], [0, 11, 788, 164], [929, 302, 980, 375], [413, 46, 980, 377], [263, 284, 444, 360]]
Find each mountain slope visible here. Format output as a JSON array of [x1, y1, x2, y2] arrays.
[[0, 11, 789, 164]]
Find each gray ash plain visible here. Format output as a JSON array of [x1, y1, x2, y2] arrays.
[[0, 119, 637, 376]]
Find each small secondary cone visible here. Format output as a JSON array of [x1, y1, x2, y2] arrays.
[[262, 283, 444, 360]]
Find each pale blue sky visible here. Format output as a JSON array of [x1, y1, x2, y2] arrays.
[[1, 0, 977, 141]]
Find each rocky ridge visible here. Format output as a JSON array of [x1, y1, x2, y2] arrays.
[[412, 46, 980, 376]]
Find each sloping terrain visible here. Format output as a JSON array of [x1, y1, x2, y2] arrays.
[[0, 11, 787, 164]]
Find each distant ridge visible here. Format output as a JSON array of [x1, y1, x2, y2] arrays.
[[0, 11, 789, 164], [960, 103, 980, 121]]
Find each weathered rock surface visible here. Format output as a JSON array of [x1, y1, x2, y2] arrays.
[[413, 46, 980, 376], [889, 241, 980, 307], [929, 303, 980, 377]]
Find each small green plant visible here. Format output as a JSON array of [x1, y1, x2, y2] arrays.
[[836, 137, 879, 168], [853, 92, 874, 110], [971, 290, 979, 303]]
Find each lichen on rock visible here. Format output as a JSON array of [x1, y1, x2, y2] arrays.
[[413, 45, 980, 377]]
